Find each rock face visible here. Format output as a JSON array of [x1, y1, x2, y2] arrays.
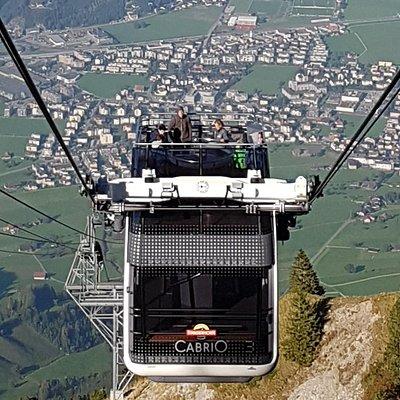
[[287, 300, 380, 400], [129, 381, 215, 400], [127, 299, 382, 400]]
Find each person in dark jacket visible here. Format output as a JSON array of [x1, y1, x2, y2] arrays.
[[213, 119, 232, 143], [168, 106, 192, 142], [150, 123, 168, 142]]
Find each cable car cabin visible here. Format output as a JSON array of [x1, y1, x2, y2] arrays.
[[102, 116, 311, 383]]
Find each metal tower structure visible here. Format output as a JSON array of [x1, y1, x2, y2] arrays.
[[65, 217, 133, 400]]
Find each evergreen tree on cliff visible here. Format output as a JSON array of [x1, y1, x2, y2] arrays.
[[289, 249, 325, 295], [281, 291, 322, 366]]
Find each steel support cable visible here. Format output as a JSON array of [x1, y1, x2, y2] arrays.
[[0, 216, 79, 249], [311, 85, 400, 203], [0, 188, 122, 245], [0, 18, 95, 203], [310, 70, 400, 203], [0, 248, 57, 256], [0, 230, 76, 250]]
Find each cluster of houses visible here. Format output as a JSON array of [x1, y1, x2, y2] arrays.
[[356, 196, 390, 224], [0, 19, 399, 190]]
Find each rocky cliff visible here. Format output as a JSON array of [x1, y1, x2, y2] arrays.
[[124, 294, 398, 400]]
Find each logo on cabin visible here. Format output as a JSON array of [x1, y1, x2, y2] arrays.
[[186, 323, 217, 338], [175, 324, 227, 354]]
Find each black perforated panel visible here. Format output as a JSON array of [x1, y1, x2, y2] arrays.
[[128, 224, 273, 267]]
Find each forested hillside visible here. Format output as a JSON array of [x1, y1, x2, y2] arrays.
[[0, 0, 125, 30], [0, 284, 110, 399]]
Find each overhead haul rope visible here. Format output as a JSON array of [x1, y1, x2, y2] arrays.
[[0, 19, 124, 247], [0, 230, 76, 249], [0, 248, 56, 256], [310, 69, 400, 203], [0, 188, 122, 245], [0, 216, 79, 250], [0, 18, 95, 203]]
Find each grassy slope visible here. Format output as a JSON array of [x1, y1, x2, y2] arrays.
[[3, 343, 110, 399], [268, 144, 400, 295], [0, 321, 62, 393], [104, 6, 222, 44], [0, 186, 89, 288]]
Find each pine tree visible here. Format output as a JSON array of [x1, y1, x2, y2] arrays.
[[289, 249, 325, 295], [281, 291, 322, 366]]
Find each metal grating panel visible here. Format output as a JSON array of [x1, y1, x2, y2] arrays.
[[142, 225, 259, 235], [129, 234, 271, 267], [129, 224, 272, 267]]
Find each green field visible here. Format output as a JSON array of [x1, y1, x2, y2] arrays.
[[249, 0, 283, 16], [315, 248, 400, 296], [229, 0, 253, 13], [326, 21, 400, 64], [340, 114, 386, 138], [234, 65, 298, 95], [78, 73, 149, 98], [250, 0, 317, 28], [292, 0, 335, 17], [26, 343, 109, 381], [292, 7, 334, 16], [104, 6, 222, 44], [344, 0, 400, 21], [0, 117, 65, 137], [261, 15, 315, 29], [354, 22, 400, 64], [325, 32, 365, 56]]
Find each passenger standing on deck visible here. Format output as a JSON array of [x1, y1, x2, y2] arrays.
[[168, 106, 192, 142], [213, 119, 232, 143]]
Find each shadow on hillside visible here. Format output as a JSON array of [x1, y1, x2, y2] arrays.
[[0, 267, 17, 299], [318, 297, 332, 337]]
